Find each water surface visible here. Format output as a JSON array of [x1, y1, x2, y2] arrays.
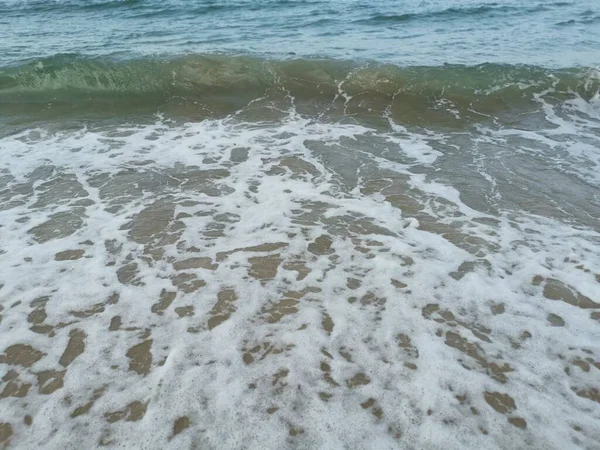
[[0, 1, 599, 449]]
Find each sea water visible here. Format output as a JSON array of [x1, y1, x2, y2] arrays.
[[0, 1, 599, 449]]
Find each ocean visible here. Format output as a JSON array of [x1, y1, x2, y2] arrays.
[[0, 1, 599, 449]]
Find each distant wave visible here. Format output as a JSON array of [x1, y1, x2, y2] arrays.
[[0, 0, 139, 13], [354, 1, 578, 25], [556, 15, 600, 26]]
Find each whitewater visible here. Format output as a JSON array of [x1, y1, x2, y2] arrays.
[[1, 1, 599, 449]]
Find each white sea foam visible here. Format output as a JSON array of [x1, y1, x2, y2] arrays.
[[0, 111, 599, 450], [476, 85, 600, 189]]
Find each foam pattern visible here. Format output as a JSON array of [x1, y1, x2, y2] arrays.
[[0, 101, 599, 449]]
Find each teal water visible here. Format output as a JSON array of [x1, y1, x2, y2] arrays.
[[1, 2, 600, 450], [1, 0, 599, 67]]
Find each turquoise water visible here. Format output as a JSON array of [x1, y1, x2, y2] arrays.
[[1, 0, 599, 67], [1, 2, 600, 450]]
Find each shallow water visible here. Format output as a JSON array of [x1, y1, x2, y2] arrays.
[[1, 1, 599, 450]]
